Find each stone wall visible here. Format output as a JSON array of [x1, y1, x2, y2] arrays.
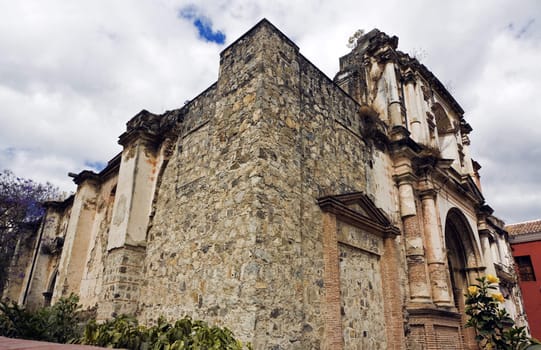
[[2, 223, 39, 304], [139, 20, 406, 349], [78, 175, 117, 309], [139, 21, 268, 343]]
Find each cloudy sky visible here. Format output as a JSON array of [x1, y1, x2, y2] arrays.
[[0, 0, 539, 224]]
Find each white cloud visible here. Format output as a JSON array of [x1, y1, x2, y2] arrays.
[[0, 0, 539, 223], [466, 27, 541, 222]]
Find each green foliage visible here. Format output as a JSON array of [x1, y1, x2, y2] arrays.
[[79, 315, 252, 349], [465, 276, 540, 349], [1, 292, 249, 349], [0, 294, 82, 343]]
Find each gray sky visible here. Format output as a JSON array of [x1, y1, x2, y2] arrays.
[[0, 0, 539, 224]]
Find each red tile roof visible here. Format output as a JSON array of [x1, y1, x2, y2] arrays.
[[506, 219, 541, 235]]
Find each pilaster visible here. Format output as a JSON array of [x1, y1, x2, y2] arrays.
[[321, 212, 343, 350], [403, 71, 424, 143], [53, 176, 99, 302], [100, 113, 163, 319], [107, 132, 160, 250], [419, 188, 452, 307], [393, 157, 431, 304], [383, 62, 403, 130]]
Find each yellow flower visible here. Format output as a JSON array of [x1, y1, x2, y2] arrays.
[[492, 293, 505, 303], [468, 286, 479, 295], [486, 274, 500, 284]]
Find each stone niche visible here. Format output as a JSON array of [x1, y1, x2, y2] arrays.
[[318, 192, 402, 350]]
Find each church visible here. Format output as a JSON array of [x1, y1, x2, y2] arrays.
[[4, 19, 528, 349]]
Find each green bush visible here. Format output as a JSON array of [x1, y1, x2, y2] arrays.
[[465, 275, 540, 350], [79, 314, 252, 350], [1, 294, 250, 349], [0, 294, 82, 343]]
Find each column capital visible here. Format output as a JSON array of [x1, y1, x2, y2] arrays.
[[118, 129, 160, 148], [68, 170, 100, 186], [393, 172, 417, 186], [402, 69, 417, 85], [419, 189, 437, 200], [118, 110, 163, 147]]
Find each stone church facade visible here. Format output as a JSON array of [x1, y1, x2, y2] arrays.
[[4, 20, 528, 349]]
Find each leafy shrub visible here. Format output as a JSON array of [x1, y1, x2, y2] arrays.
[[465, 275, 540, 349], [1, 293, 250, 349], [0, 294, 82, 343], [79, 315, 252, 349]]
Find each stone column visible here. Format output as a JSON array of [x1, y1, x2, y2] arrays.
[[479, 230, 497, 277], [496, 235, 508, 265], [396, 173, 431, 303], [403, 72, 424, 143], [383, 62, 403, 129], [420, 190, 452, 306]]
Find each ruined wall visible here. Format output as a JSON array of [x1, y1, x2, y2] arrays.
[[22, 202, 71, 309], [139, 20, 404, 349], [97, 121, 170, 319], [2, 224, 39, 305], [135, 85, 219, 323], [78, 175, 117, 309], [53, 181, 98, 301]]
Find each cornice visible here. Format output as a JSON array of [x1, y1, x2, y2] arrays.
[[396, 51, 464, 117], [318, 192, 400, 238], [43, 195, 75, 210], [495, 263, 516, 283], [68, 170, 100, 185], [407, 307, 462, 320], [509, 232, 541, 244], [393, 172, 417, 186]]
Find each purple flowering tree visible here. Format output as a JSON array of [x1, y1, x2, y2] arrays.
[[0, 170, 62, 293]]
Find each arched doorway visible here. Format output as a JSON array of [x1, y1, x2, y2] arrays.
[[444, 208, 482, 350], [42, 268, 58, 307]]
